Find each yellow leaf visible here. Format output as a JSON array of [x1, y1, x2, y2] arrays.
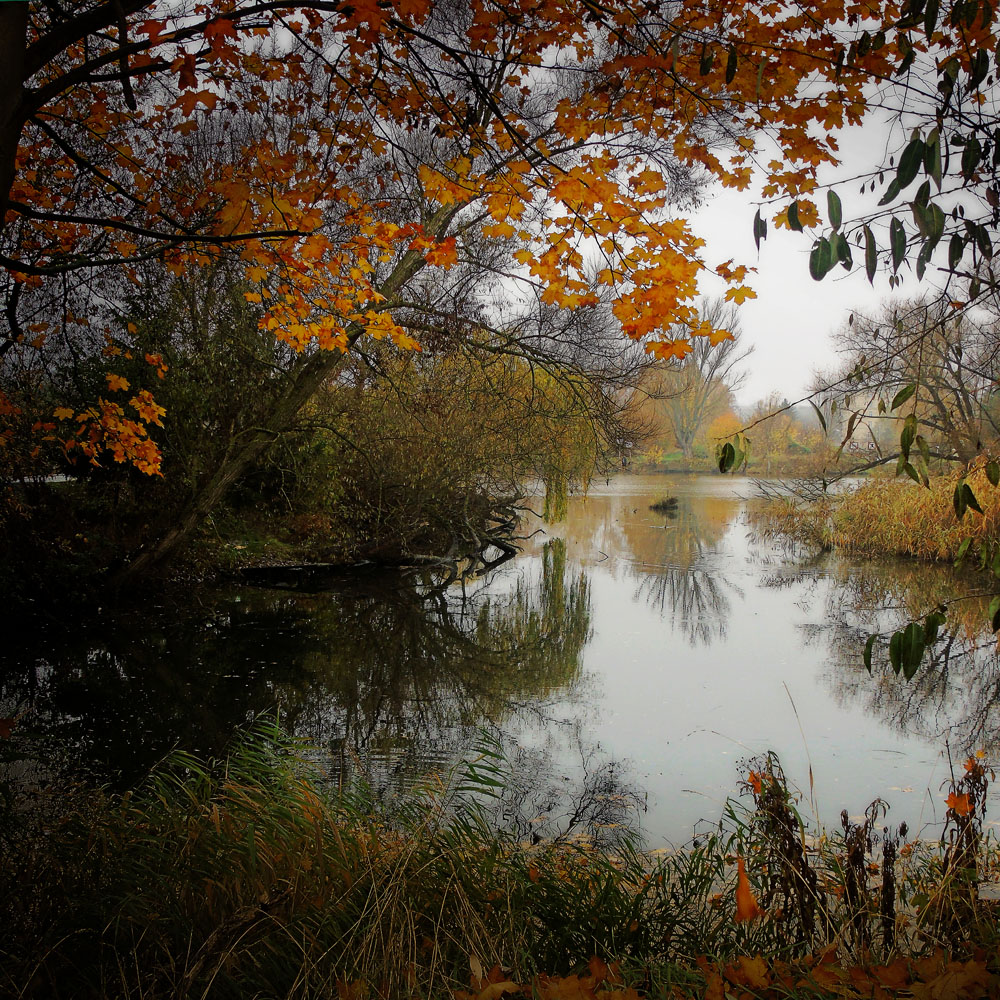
[[724, 286, 757, 304]]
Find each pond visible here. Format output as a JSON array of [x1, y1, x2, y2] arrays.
[[4, 474, 999, 845]]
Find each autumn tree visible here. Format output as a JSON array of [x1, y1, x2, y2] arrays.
[[640, 298, 751, 460], [829, 298, 1000, 469], [9, 0, 1000, 586]]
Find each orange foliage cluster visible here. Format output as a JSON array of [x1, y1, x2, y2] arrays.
[[348, 948, 996, 999], [4, 0, 996, 472]]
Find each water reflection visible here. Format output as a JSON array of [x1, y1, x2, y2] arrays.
[[816, 557, 1000, 754], [555, 488, 743, 644], [1, 539, 591, 786], [9, 475, 1000, 843]]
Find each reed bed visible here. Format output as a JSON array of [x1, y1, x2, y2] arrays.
[[750, 467, 1000, 564], [2, 724, 999, 999]]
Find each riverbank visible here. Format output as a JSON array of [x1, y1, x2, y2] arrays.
[[748, 467, 1000, 563], [3, 723, 998, 999]]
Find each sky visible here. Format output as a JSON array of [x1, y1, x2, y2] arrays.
[[689, 118, 908, 410]]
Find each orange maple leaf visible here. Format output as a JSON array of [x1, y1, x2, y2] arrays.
[[177, 52, 197, 90], [105, 373, 130, 392], [945, 791, 972, 816], [648, 338, 694, 361], [735, 856, 763, 922], [725, 285, 757, 304], [204, 18, 237, 43]]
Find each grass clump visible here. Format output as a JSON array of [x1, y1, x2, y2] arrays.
[[750, 467, 1000, 564], [3, 724, 1000, 999], [831, 467, 1000, 562]]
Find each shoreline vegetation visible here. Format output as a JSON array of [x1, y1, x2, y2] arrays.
[[747, 467, 1000, 564], [3, 723, 999, 999]]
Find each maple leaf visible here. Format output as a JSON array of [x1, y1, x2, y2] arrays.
[[733, 955, 770, 989], [138, 19, 167, 46], [648, 339, 694, 361], [177, 53, 197, 90], [105, 374, 130, 392], [204, 19, 237, 43], [53, 406, 75, 420], [173, 91, 219, 116], [725, 286, 757, 304], [945, 791, 972, 816]]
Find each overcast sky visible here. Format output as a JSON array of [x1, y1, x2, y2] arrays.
[[689, 118, 908, 409]]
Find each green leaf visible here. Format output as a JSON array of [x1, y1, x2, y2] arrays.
[[955, 480, 968, 519], [925, 609, 946, 644], [834, 231, 852, 268], [808, 399, 827, 434], [726, 44, 737, 84], [891, 383, 916, 410], [962, 136, 983, 180], [900, 622, 925, 679], [955, 536, 972, 565], [787, 200, 803, 232], [878, 177, 902, 206], [828, 189, 842, 230], [924, 128, 942, 189], [889, 629, 902, 674], [916, 433, 931, 467], [925, 0, 939, 36], [989, 595, 1000, 632], [911, 201, 932, 237], [699, 43, 714, 75], [987, 460, 1000, 486], [975, 223, 993, 260], [897, 137, 925, 188], [902, 461, 920, 484], [927, 203, 945, 246], [863, 633, 877, 674], [718, 441, 736, 473], [890, 217, 906, 272], [900, 413, 917, 460], [970, 48, 990, 90], [809, 237, 834, 280], [864, 225, 877, 283], [948, 233, 964, 271], [963, 482, 984, 514], [753, 208, 767, 251]]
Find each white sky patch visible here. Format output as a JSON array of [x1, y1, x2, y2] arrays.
[[689, 114, 924, 409]]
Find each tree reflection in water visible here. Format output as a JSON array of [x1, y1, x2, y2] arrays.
[[1, 539, 592, 789], [808, 556, 1000, 754], [622, 495, 744, 645]]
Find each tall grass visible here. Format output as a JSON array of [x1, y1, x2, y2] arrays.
[[2, 723, 999, 999], [750, 467, 1000, 563]]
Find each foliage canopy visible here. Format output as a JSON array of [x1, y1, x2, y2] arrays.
[[7, 0, 1000, 478]]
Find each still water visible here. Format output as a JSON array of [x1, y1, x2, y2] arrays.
[[5, 474, 1000, 844]]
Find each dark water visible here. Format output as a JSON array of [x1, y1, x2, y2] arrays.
[[4, 475, 1000, 844]]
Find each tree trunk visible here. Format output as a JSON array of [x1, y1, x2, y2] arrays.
[[0, 3, 28, 231], [112, 346, 351, 587], [110, 231, 443, 587]]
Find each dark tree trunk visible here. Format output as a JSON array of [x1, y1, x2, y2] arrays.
[[0, 3, 28, 231], [112, 346, 351, 586]]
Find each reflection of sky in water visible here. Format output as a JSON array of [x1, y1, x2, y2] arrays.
[[5, 473, 1000, 846], [505, 474, 997, 846]]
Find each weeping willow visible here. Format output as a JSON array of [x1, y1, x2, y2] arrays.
[[543, 476, 569, 522]]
